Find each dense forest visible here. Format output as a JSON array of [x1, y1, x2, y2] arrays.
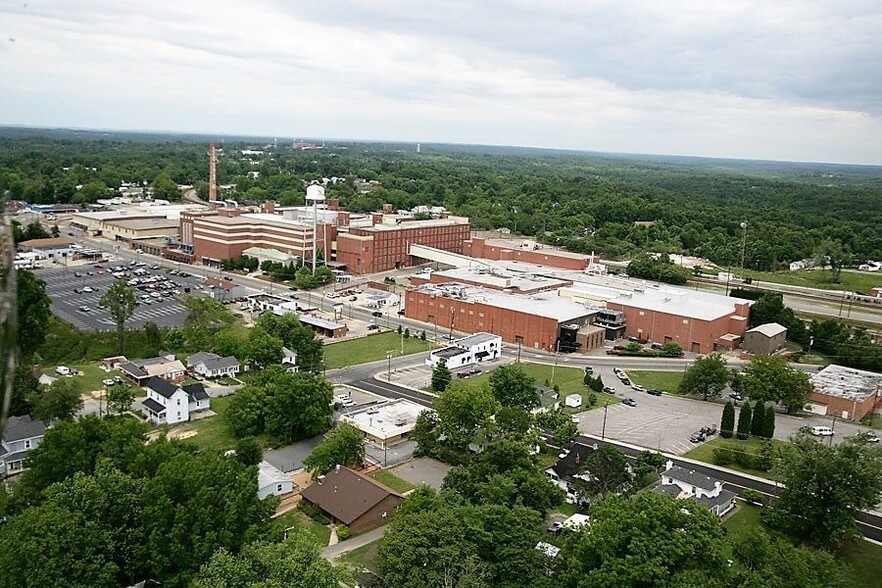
[[2, 127, 881, 269]]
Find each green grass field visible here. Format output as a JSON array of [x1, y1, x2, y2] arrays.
[[627, 370, 685, 394], [683, 436, 783, 480], [369, 470, 417, 494], [268, 509, 331, 547], [42, 362, 112, 393], [174, 395, 248, 453], [732, 267, 882, 294], [323, 332, 437, 369]]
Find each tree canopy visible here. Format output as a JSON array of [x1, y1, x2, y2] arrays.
[[678, 353, 730, 401], [489, 363, 539, 411]]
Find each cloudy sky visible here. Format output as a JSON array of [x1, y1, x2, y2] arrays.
[[2, 1, 881, 164]]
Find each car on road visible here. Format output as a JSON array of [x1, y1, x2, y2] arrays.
[[622, 397, 637, 407], [857, 431, 881, 443], [809, 425, 834, 437], [646, 388, 663, 396], [367, 324, 379, 331], [584, 366, 594, 374], [602, 386, 616, 394], [371, 310, 383, 317], [102, 378, 116, 387], [631, 384, 645, 392], [729, 392, 743, 401]]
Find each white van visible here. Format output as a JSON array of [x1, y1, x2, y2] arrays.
[[810, 426, 834, 437], [55, 365, 71, 376]]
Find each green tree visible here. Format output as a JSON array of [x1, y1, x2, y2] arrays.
[[431, 359, 452, 392], [32, 377, 83, 423], [303, 422, 366, 477], [762, 404, 776, 439], [678, 353, 729, 401], [233, 437, 263, 467], [736, 402, 753, 440], [254, 312, 323, 372], [142, 321, 163, 356], [10, 364, 39, 416], [434, 381, 498, 451], [750, 402, 765, 437], [535, 408, 578, 448], [489, 363, 539, 410], [151, 171, 181, 200], [738, 356, 811, 414], [106, 384, 135, 415], [572, 444, 633, 501], [813, 238, 851, 283], [561, 492, 728, 588], [659, 342, 683, 357], [250, 368, 334, 446], [193, 534, 340, 588], [100, 279, 137, 354], [720, 401, 736, 438], [0, 503, 119, 588], [244, 327, 284, 370], [16, 270, 51, 359], [764, 435, 882, 547]]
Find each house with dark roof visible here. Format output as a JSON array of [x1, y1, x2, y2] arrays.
[[300, 466, 404, 533], [120, 354, 185, 386], [652, 461, 737, 517], [141, 377, 210, 425], [544, 446, 594, 505], [1, 415, 46, 478], [186, 351, 240, 378]]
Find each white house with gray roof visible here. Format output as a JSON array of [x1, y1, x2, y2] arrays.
[[141, 377, 211, 425], [1, 415, 46, 478], [186, 351, 241, 378], [425, 332, 502, 368], [653, 461, 736, 517]]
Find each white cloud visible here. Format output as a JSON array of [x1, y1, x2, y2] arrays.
[[0, 0, 880, 163]]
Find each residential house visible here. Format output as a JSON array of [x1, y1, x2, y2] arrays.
[[545, 447, 592, 504], [653, 461, 737, 517], [141, 377, 210, 425], [101, 355, 128, 371], [425, 332, 502, 368], [300, 465, 403, 533], [257, 460, 294, 499], [31, 366, 57, 387], [120, 354, 186, 386], [186, 351, 241, 378], [532, 385, 560, 415], [1, 415, 46, 478], [281, 347, 298, 373]]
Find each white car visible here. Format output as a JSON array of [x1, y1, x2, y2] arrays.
[[631, 384, 645, 392], [55, 365, 71, 376], [102, 378, 116, 387], [82, 286, 94, 293]]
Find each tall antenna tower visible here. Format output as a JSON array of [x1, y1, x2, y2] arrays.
[[208, 143, 218, 203], [305, 185, 326, 271]]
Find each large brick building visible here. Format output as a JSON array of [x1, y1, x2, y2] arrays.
[[809, 364, 881, 421], [463, 236, 594, 270], [404, 283, 598, 352], [336, 217, 471, 274]]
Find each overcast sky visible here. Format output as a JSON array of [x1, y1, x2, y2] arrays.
[[2, 1, 881, 164]]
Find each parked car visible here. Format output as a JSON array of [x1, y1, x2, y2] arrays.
[[602, 386, 616, 394], [102, 378, 116, 387], [548, 521, 564, 534], [55, 365, 71, 376], [622, 397, 637, 407], [584, 366, 594, 374], [810, 425, 834, 437], [457, 371, 471, 378], [857, 431, 881, 443], [367, 324, 379, 331], [646, 388, 663, 396], [371, 310, 383, 317], [729, 392, 743, 401], [620, 378, 631, 386], [631, 384, 645, 392], [690, 431, 706, 443], [82, 286, 94, 293]]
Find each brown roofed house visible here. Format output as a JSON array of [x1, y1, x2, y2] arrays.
[[300, 466, 403, 533]]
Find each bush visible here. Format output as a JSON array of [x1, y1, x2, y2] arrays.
[[742, 488, 764, 505], [587, 393, 598, 407], [733, 448, 758, 470], [297, 500, 328, 524], [712, 447, 735, 466], [336, 524, 352, 540]]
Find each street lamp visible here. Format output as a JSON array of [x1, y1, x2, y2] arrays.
[[601, 402, 609, 440], [386, 350, 394, 381], [739, 221, 748, 272]]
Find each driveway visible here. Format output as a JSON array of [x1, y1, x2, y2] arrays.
[[263, 436, 324, 473]]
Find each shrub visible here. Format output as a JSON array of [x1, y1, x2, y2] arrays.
[[587, 393, 598, 407], [336, 524, 352, 540], [742, 488, 764, 505], [297, 500, 328, 524], [712, 447, 735, 466], [733, 448, 757, 470], [736, 402, 752, 440]]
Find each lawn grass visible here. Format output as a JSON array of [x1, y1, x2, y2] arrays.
[[173, 395, 251, 453], [683, 436, 783, 480], [722, 503, 882, 588], [323, 331, 437, 369], [369, 469, 417, 494], [268, 509, 332, 547], [46, 362, 111, 393], [732, 267, 882, 294], [627, 370, 685, 394], [337, 541, 382, 585]]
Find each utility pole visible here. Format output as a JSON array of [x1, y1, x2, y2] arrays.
[[601, 403, 609, 440], [386, 350, 394, 382]]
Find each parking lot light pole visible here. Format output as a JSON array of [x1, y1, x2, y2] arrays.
[[386, 351, 394, 382], [601, 403, 609, 440]]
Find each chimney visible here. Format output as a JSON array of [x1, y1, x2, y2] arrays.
[[665, 459, 673, 472], [328, 198, 339, 211], [263, 201, 276, 214], [208, 143, 217, 203], [382, 203, 393, 214]]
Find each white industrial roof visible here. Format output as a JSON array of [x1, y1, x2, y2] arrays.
[[811, 364, 882, 402], [454, 332, 500, 348], [341, 399, 432, 440]]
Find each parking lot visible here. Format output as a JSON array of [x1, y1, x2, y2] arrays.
[[38, 263, 216, 332]]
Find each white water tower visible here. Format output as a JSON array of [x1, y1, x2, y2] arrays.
[[305, 185, 326, 271]]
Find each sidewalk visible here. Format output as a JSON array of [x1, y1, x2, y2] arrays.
[[321, 524, 389, 561]]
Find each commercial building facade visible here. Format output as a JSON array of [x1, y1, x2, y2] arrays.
[[809, 364, 881, 421]]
